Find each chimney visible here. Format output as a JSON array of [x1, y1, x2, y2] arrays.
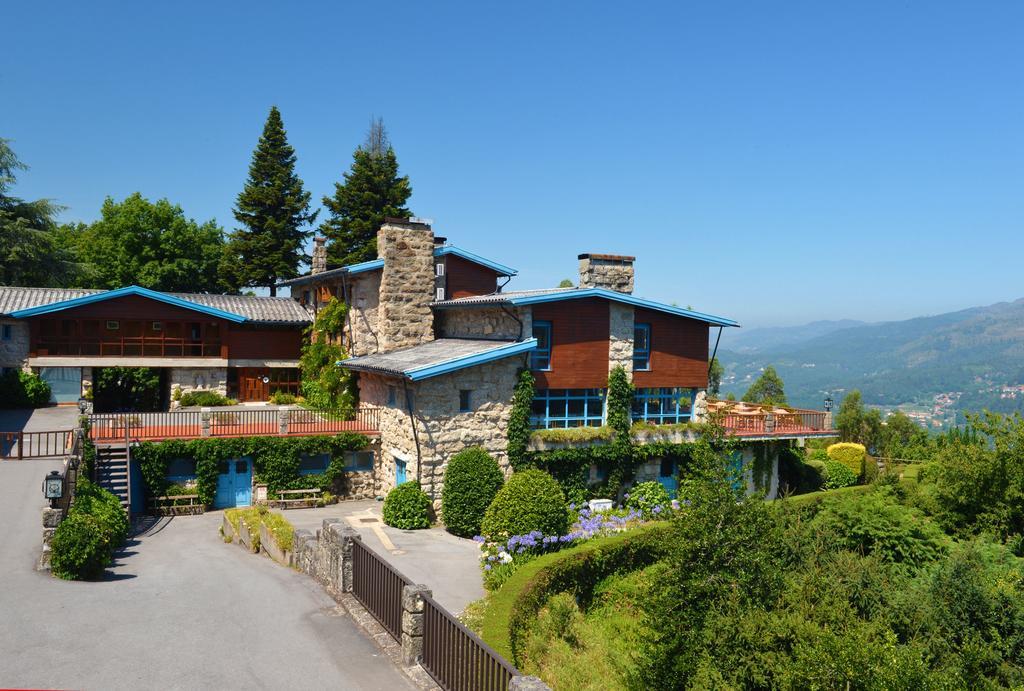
[[311, 236, 328, 275], [377, 218, 436, 352], [578, 253, 635, 294]]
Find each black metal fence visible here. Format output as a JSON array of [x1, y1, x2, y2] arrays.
[[351, 538, 411, 640], [0, 430, 72, 459], [422, 593, 518, 691]]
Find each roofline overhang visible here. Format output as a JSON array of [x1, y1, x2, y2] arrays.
[[338, 338, 538, 382], [434, 246, 518, 277], [8, 285, 249, 323]]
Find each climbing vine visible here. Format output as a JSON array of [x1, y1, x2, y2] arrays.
[[507, 368, 535, 470], [300, 297, 356, 411], [605, 365, 635, 492]]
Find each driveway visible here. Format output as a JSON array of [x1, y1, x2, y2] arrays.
[[0, 406, 80, 432], [279, 500, 484, 614], [0, 460, 413, 691]]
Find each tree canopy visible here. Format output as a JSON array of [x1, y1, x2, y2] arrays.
[[57, 193, 225, 293], [223, 106, 316, 295], [320, 118, 412, 267], [743, 365, 787, 405]]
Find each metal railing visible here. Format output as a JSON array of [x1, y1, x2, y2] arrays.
[[90, 412, 203, 441], [209, 409, 279, 437], [55, 428, 84, 513], [287, 406, 381, 435], [717, 409, 829, 436], [351, 538, 411, 640], [422, 594, 518, 691], [0, 429, 73, 459], [36, 336, 222, 358]]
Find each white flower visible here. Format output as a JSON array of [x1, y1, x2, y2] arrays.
[[498, 551, 513, 564]]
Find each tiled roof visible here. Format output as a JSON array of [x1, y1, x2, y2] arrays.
[[432, 287, 740, 327], [0, 286, 312, 324], [340, 338, 538, 381]]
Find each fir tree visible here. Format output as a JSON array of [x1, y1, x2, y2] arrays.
[[223, 107, 316, 295], [320, 118, 412, 266]]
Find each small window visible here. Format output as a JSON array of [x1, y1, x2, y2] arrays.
[[344, 451, 375, 472], [106, 320, 120, 331], [235, 460, 248, 474], [387, 386, 397, 406], [435, 287, 445, 301], [459, 389, 473, 413], [1, 324, 11, 341], [299, 453, 331, 475], [435, 262, 445, 277], [633, 323, 651, 371], [531, 320, 552, 371], [151, 321, 162, 332], [302, 290, 311, 304]]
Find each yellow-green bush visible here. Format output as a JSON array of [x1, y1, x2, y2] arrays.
[[827, 442, 867, 476]]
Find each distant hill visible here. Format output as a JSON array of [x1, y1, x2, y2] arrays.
[[718, 299, 1024, 421]]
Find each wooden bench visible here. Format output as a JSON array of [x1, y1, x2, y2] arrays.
[[272, 488, 322, 510], [150, 494, 204, 516]]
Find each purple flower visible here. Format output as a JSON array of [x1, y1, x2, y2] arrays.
[[484, 564, 492, 571], [473, 535, 486, 543]]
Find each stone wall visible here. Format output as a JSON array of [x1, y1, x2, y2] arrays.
[[0, 320, 29, 368], [578, 254, 635, 294], [169, 367, 228, 407], [435, 306, 528, 341], [347, 271, 382, 356], [377, 222, 435, 352], [608, 303, 634, 373]]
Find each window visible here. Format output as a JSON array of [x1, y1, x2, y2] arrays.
[[387, 386, 397, 406], [344, 451, 375, 472], [302, 290, 311, 304], [1, 324, 10, 341], [151, 321, 162, 332], [299, 453, 331, 475], [166, 458, 197, 480], [633, 323, 651, 371], [531, 388, 606, 428], [459, 389, 473, 412], [531, 320, 552, 370], [435, 287, 446, 301], [435, 262, 445, 277], [106, 320, 119, 331], [631, 387, 698, 425]]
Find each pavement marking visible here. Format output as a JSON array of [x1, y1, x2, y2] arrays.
[[346, 508, 397, 551]]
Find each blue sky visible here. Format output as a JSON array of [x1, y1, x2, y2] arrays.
[[5, 2, 1023, 329]]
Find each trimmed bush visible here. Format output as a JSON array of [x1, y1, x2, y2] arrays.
[[481, 469, 568, 539], [442, 447, 504, 538], [823, 460, 859, 489], [382, 481, 432, 530], [778, 448, 824, 494], [177, 390, 238, 407], [828, 442, 867, 476], [73, 479, 129, 545], [269, 391, 297, 405], [625, 481, 671, 519], [50, 512, 113, 580], [0, 369, 51, 408]]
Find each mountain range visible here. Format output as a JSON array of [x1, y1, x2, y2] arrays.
[[717, 298, 1024, 423]]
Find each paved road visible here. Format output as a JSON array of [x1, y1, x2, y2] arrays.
[[0, 460, 413, 691], [0, 406, 79, 433]]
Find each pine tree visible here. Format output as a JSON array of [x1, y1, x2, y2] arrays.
[[223, 107, 316, 295], [320, 118, 412, 266]]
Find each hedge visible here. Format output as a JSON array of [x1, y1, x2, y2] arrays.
[[827, 442, 867, 475], [442, 447, 504, 538], [481, 469, 568, 539], [479, 522, 672, 665], [382, 481, 432, 530], [50, 479, 128, 580], [0, 369, 51, 408], [823, 459, 859, 489]]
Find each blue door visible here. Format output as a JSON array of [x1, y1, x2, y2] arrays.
[[215, 457, 252, 509], [38, 367, 81, 404], [395, 457, 407, 486], [657, 458, 678, 497]]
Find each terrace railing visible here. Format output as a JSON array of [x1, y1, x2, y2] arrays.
[[714, 408, 830, 437], [350, 537, 410, 640], [0, 429, 73, 460]]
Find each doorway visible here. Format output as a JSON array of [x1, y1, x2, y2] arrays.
[[394, 456, 407, 486], [214, 457, 252, 509]]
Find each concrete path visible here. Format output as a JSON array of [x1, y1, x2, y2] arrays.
[[0, 405, 79, 432], [0, 460, 413, 691], [279, 501, 484, 614]]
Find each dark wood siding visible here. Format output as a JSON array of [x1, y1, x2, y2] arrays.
[[445, 255, 501, 299], [532, 299, 609, 389], [631, 308, 709, 389], [225, 324, 304, 359]]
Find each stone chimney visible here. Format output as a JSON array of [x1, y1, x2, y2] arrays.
[[578, 253, 635, 294], [377, 218, 436, 352], [311, 236, 328, 275]]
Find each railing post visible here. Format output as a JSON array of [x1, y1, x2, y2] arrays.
[[17, 431, 23, 460], [401, 584, 431, 665], [200, 408, 211, 437], [340, 526, 359, 593], [278, 407, 289, 436]]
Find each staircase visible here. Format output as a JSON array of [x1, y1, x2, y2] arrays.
[[95, 443, 130, 513]]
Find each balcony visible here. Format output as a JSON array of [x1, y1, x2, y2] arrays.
[[706, 399, 832, 438]]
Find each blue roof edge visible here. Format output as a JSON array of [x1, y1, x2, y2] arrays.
[[405, 338, 537, 381], [507, 288, 740, 327], [8, 285, 249, 323], [434, 246, 518, 276]]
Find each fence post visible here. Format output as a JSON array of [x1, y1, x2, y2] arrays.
[[340, 526, 360, 593], [401, 584, 431, 665], [279, 407, 289, 435], [509, 676, 553, 690], [200, 408, 211, 437], [18, 431, 23, 460]]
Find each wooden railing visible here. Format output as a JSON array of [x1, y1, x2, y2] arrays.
[[90, 412, 203, 441], [422, 593, 518, 691], [0, 430, 73, 459], [716, 409, 829, 436], [351, 538, 411, 640], [35, 336, 222, 358]]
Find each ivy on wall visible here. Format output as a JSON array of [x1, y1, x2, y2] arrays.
[[605, 365, 635, 492], [507, 369, 535, 470], [300, 297, 357, 411], [132, 432, 370, 506]]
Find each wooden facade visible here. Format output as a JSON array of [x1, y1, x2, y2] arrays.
[[531, 298, 611, 389], [443, 255, 502, 299], [631, 307, 709, 390]]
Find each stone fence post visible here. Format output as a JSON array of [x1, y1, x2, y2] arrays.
[[38, 507, 64, 571], [510, 676, 552, 690], [278, 408, 289, 435], [200, 408, 211, 437], [340, 526, 359, 593], [401, 584, 431, 665]]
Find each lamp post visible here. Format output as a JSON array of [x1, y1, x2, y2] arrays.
[[43, 470, 63, 509], [78, 396, 89, 415], [824, 394, 834, 412]]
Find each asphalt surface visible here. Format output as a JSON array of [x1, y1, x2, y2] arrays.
[[0, 405, 80, 433], [0, 459, 413, 691]]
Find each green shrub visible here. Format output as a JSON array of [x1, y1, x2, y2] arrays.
[[269, 390, 297, 405], [778, 448, 824, 494], [625, 481, 671, 518], [481, 469, 568, 539], [50, 512, 113, 580], [828, 442, 867, 476], [823, 460, 859, 489], [73, 479, 129, 545], [383, 481, 432, 530], [0, 369, 51, 408], [442, 447, 504, 538], [177, 390, 238, 407]]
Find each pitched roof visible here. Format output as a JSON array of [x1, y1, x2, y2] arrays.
[[432, 287, 740, 327], [339, 338, 537, 381], [277, 244, 517, 287], [0, 285, 312, 325]]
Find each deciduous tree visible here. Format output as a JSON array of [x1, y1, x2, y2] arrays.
[[743, 365, 787, 405]]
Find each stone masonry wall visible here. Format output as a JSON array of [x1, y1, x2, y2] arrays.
[[347, 271, 382, 356], [0, 320, 29, 369], [435, 306, 528, 341], [169, 367, 227, 407], [377, 222, 435, 352], [578, 255, 635, 294], [608, 303, 634, 374]]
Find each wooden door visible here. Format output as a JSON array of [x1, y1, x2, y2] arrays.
[[238, 368, 270, 402]]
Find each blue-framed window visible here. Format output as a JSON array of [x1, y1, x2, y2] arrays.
[[531, 320, 552, 371], [344, 451, 375, 472], [299, 453, 331, 475], [633, 323, 651, 371], [1, 324, 11, 341], [631, 387, 697, 425], [459, 389, 473, 412], [531, 388, 606, 428], [166, 457, 197, 484]]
